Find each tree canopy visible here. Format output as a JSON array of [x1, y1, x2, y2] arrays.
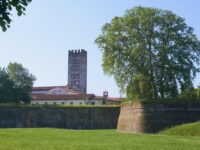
[[0, 0, 32, 31], [95, 7, 200, 100], [0, 62, 36, 103], [0, 68, 15, 102]]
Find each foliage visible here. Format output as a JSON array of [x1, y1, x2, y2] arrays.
[[178, 84, 200, 100], [7, 62, 36, 103], [0, 0, 32, 31], [0, 129, 200, 150], [161, 121, 200, 137], [0, 68, 15, 102], [95, 6, 200, 100], [179, 86, 197, 99], [196, 85, 200, 99], [0, 62, 36, 103], [126, 74, 152, 100], [121, 98, 200, 106]]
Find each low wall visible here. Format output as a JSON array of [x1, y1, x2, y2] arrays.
[[117, 103, 200, 133], [0, 106, 120, 129]]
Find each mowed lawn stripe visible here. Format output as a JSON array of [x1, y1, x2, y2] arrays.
[[0, 128, 200, 150]]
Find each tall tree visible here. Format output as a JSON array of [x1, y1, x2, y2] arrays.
[[0, 0, 32, 31], [95, 7, 200, 100], [7, 62, 36, 103], [0, 68, 15, 102]]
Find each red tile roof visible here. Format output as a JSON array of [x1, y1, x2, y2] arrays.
[[31, 94, 95, 101]]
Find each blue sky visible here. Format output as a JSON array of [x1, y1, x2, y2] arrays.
[[0, 0, 200, 97]]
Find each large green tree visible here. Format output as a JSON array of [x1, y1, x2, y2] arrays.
[[95, 7, 200, 100], [0, 0, 32, 31], [0, 62, 35, 103], [6, 62, 36, 103]]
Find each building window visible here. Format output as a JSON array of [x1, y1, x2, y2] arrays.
[[70, 102, 73, 105], [76, 81, 79, 85], [71, 74, 76, 79], [53, 90, 56, 94], [76, 74, 79, 79]]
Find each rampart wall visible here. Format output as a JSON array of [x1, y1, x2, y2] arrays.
[[0, 106, 120, 129], [117, 103, 200, 133]]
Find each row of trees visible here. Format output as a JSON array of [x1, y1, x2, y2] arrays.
[[178, 85, 200, 100], [95, 7, 200, 100], [0, 62, 36, 103]]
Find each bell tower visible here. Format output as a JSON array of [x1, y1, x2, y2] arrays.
[[68, 49, 87, 93]]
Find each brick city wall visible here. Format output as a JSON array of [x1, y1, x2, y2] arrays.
[[0, 106, 120, 129], [117, 103, 200, 133]]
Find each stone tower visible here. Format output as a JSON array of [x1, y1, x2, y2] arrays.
[[68, 49, 87, 93]]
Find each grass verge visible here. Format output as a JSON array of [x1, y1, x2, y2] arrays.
[[0, 128, 200, 150], [161, 121, 200, 137]]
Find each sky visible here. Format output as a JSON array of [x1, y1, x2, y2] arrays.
[[0, 0, 200, 97]]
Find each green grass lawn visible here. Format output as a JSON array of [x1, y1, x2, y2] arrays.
[[0, 128, 200, 150], [161, 121, 200, 137]]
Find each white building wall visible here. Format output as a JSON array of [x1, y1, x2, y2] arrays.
[[31, 99, 104, 105], [89, 99, 103, 105], [32, 100, 86, 105]]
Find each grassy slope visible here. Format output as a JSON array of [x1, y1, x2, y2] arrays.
[[0, 129, 200, 150], [161, 121, 200, 137]]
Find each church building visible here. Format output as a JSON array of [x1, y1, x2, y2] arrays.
[[31, 49, 123, 105]]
